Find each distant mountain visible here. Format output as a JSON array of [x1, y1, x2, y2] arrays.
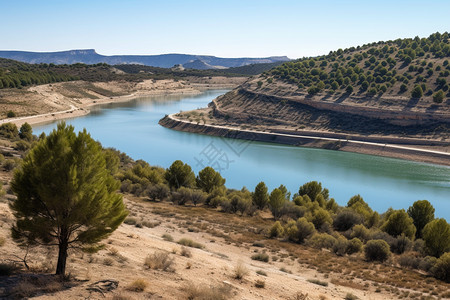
[[0, 49, 290, 69]]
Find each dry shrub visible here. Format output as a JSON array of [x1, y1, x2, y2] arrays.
[[162, 233, 174, 242], [251, 253, 269, 262], [177, 238, 204, 249], [184, 282, 232, 300], [103, 258, 114, 266], [126, 279, 148, 292], [255, 279, 265, 288], [144, 251, 175, 272], [233, 260, 249, 280], [0, 236, 5, 247], [9, 275, 64, 298], [180, 246, 192, 258]]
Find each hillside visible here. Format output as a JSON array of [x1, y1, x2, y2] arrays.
[[0, 49, 290, 69], [166, 33, 450, 164], [266, 32, 449, 102], [174, 33, 449, 136]]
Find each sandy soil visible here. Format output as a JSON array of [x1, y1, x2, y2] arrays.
[[2, 196, 441, 300], [0, 77, 245, 127]]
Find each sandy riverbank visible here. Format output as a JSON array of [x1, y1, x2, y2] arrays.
[[0, 77, 245, 127]]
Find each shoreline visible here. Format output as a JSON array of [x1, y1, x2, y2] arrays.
[[0, 82, 236, 127], [159, 114, 450, 167]]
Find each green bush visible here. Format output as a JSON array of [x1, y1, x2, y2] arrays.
[[431, 252, 450, 282], [433, 90, 445, 103], [422, 218, 450, 257], [307, 233, 336, 249], [269, 221, 284, 238], [6, 111, 16, 118], [411, 85, 423, 98], [364, 239, 391, 262], [346, 238, 363, 254], [333, 209, 363, 231]]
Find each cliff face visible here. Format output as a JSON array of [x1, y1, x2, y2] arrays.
[[206, 78, 449, 140]]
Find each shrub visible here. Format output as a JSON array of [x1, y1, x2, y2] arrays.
[[127, 279, 148, 292], [390, 234, 412, 254], [307, 279, 328, 287], [364, 240, 391, 262], [334, 209, 363, 231], [177, 238, 204, 249], [0, 236, 5, 247], [307, 233, 336, 249], [431, 252, 450, 282], [346, 238, 363, 254], [180, 246, 192, 258], [255, 279, 265, 288], [418, 256, 437, 272], [147, 183, 169, 201], [411, 85, 423, 98], [433, 90, 445, 103], [345, 293, 359, 300], [256, 270, 267, 276], [398, 252, 420, 269], [351, 224, 371, 241], [144, 251, 175, 272], [183, 282, 232, 300], [7, 111, 16, 118], [251, 253, 269, 262], [162, 233, 174, 242], [295, 217, 316, 243], [269, 221, 284, 238], [233, 261, 249, 280], [332, 237, 349, 256]]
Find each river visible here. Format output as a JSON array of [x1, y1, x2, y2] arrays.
[[33, 90, 450, 220]]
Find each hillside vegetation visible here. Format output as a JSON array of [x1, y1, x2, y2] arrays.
[[0, 58, 277, 90], [266, 32, 449, 102]]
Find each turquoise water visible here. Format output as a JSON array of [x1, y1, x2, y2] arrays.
[[33, 90, 450, 220]]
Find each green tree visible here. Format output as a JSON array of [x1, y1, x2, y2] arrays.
[[252, 181, 268, 210], [411, 85, 423, 98], [269, 188, 285, 219], [381, 209, 416, 239], [407, 200, 435, 238], [19, 122, 33, 141], [433, 90, 445, 103], [299, 181, 328, 203], [165, 160, 195, 190], [422, 218, 450, 257], [10, 122, 127, 276], [196, 166, 225, 193]]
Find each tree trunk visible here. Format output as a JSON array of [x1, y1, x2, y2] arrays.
[[56, 234, 69, 276]]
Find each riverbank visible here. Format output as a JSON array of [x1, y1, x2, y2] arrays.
[[159, 114, 450, 167], [0, 77, 245, 127]]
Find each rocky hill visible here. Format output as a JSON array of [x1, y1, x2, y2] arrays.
[[186, 33, 449, 141], [0, 49, 290, 69]]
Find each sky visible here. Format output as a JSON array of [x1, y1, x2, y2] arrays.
[[1, 0, 450, 59]]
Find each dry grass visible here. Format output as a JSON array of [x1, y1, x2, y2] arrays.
[[180, 246, 192, 258], [177, 238, 204, 249], [251, 253, 269, 262], [307, 279, 328, 287], [126, 279, 148, 292], [233, 260, 249, 280], [255, 279, 265, 288], [162, 233, 174, 242], [183, 282, 233, 300], [144, 251, 175, 272]]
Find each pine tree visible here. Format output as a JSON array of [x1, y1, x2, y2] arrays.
[[10, 122, 127, 276], [252, 181, 268, 209]]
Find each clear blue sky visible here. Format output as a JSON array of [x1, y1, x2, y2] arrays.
[[2, 0, 449, 59]]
